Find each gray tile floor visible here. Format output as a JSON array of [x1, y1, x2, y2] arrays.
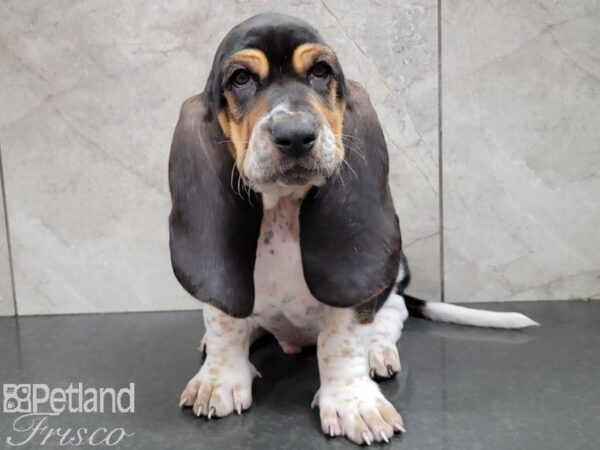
[[1, 301, 599, 449]]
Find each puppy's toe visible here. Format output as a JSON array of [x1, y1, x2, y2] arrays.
[[318, 405, 343, 437], [180, 359, 257, 419], [193, 382, 213, 417], [315, 377, 404, 445], [232, 382, 253, 415], [179, 379, 200, 407], [368, 341, 401, 380]]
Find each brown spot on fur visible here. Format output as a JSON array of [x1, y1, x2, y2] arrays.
[[341, 347, 354, 357], [217, 317, 234, 332], [263, 229, 274, 244]]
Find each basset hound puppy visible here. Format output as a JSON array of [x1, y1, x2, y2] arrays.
[[169, 12, 538, 445]]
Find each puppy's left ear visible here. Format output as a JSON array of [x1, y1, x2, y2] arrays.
[[300, 81, 402, 308]]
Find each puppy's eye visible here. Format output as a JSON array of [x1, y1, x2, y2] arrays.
[[310, 62, 331, 79], [231, 69, 251, 87]]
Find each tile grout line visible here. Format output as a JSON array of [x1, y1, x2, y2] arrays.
[[0, 142, 18, 316], [437, 0, 446, 303]]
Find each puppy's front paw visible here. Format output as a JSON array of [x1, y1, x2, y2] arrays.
[[179, 357, 259, 418], [312, 377, 404, 445], [368, 340, 401, 380]]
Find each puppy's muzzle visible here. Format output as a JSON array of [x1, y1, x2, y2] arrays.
[[243, 104, 339, 188]]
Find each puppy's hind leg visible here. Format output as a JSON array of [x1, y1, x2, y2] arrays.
[[180, 305, 260, 418], [367, 292, 409, 380]]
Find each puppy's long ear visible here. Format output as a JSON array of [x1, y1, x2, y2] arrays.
[[300, 81, 401, 308], [168, 93, 262, 318]]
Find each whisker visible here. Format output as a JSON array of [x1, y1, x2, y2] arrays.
[[230, 162, 244, 199], [237, 168, 243, 198], [342, 158, 359, 180], [337, 167, 345, 187], [336, 133, 363, 144], [247, 183, 254, 207], [343, 143, 367, 164], [332, 134, 367, 166]]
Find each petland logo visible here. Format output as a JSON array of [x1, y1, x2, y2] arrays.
[[2, 383, 135, 447]]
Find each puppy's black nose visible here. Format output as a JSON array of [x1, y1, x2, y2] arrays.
[[270, 120, 317, 158]]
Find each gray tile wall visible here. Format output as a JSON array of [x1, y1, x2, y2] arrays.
[[0, 157, 14, 316], [0, 1, 597, 315], [442, 0, 600, 302]]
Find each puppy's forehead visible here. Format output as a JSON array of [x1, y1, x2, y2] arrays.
[[217, 13, 325, 67]]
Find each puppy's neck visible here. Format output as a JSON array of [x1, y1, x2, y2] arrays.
[[258, 183, 311, 210]]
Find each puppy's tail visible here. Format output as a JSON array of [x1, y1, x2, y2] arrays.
[[404, 295, 539, 329], [397, 253, 538, 329]]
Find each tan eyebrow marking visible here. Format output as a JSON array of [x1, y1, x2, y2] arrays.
[[222, 48, 269, 81], [292, 43, 337, 75]]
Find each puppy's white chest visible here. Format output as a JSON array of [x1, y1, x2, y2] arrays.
[[252, 192, 325, 347]]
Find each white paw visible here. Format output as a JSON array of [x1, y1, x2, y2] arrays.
[[179, 357, 259, 418], [312, 377, 405, 445], [368, 340, 401, 379]]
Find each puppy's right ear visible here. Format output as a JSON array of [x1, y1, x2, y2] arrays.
[[168, 93, 262, 318]]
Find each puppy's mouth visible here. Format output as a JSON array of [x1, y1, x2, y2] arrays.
[[259, 164, 324, 186]]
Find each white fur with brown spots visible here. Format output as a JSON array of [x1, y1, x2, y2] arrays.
[[180, 188, 410, 445]]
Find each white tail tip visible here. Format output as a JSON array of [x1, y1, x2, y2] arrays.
[[424, 303, 540, 329]]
